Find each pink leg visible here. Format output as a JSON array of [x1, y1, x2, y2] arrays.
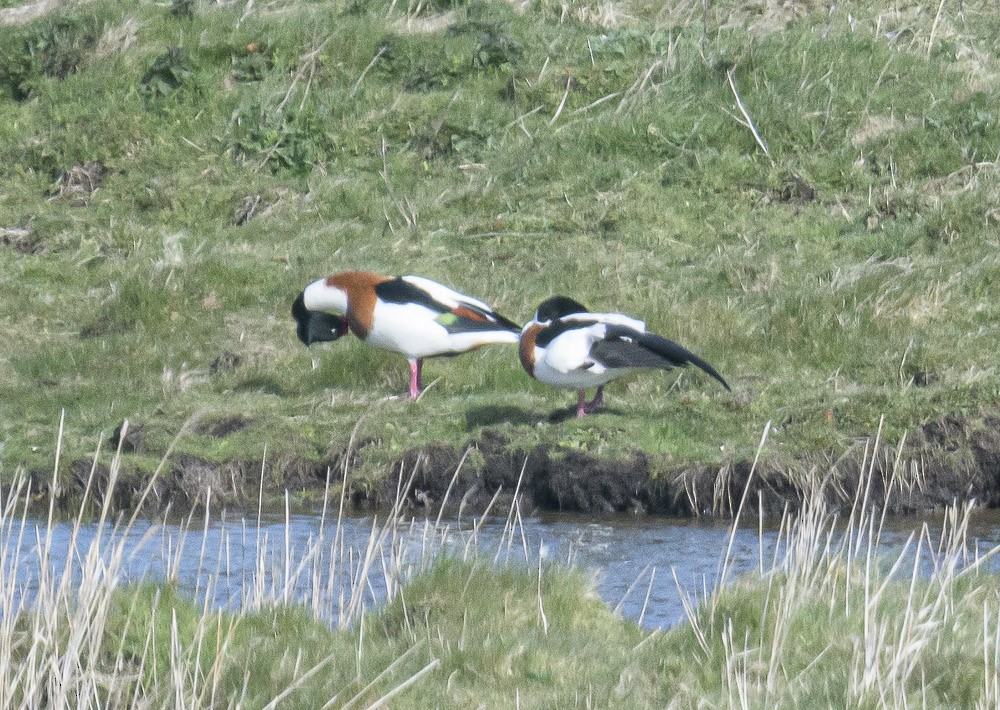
[[585, 385, 605, 413], [408, 359, 423, 400], [575, 389, 587, 417]]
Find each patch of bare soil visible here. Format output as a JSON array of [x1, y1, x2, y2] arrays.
[[375, 411, 1000, 518], [47, 161, 112, 206], [194, 415, 253, 438], [0, 225, 41, 254], [51, 451, 339, 515], [373, 431, 660, 515], [25, 410, 1000, 519]]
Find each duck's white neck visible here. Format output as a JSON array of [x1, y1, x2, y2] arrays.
[[303, 278, 349, 315]]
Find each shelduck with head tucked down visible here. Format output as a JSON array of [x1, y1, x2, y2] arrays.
[[519, 296, 730, 417], [292, 271, 521, 399]]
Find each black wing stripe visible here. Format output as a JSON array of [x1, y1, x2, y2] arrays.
[[376, 278, 448, 311], [589, 340, 667, 369], [376, 278, 520, 334], [535, 317, 601, 348], [441, 318, 519, 334]]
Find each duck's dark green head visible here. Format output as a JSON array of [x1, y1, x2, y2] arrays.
[[534, 295, 589, 323], [292, 291, 349, 346]]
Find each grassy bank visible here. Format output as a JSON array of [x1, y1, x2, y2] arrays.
[[3, 444, 1000, 706], [1, 0, 999, 494]]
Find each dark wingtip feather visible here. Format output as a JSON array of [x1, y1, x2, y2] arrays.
[[494, 311, 523, 333], [638, 332, 731, 391], [690, 355, 731, 391]]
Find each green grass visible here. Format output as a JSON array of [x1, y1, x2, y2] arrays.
[[1, 0, 999, 487]]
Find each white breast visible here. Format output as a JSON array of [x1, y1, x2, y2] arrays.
[[533, 323, 629, 389]]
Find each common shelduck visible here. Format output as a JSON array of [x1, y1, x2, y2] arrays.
[[519, 296, 730, 416], [292, 271, 521, 399]]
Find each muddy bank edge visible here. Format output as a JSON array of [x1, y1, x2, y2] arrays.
[[19, 410, 1000, 519]]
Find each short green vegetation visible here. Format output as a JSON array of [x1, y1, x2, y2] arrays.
[[1, 0, 998, 486]]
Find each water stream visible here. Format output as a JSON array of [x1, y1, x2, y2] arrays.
[[6, 508, 1000, 629]]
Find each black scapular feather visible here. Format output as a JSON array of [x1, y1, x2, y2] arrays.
[[375, 278, 443, 309]]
